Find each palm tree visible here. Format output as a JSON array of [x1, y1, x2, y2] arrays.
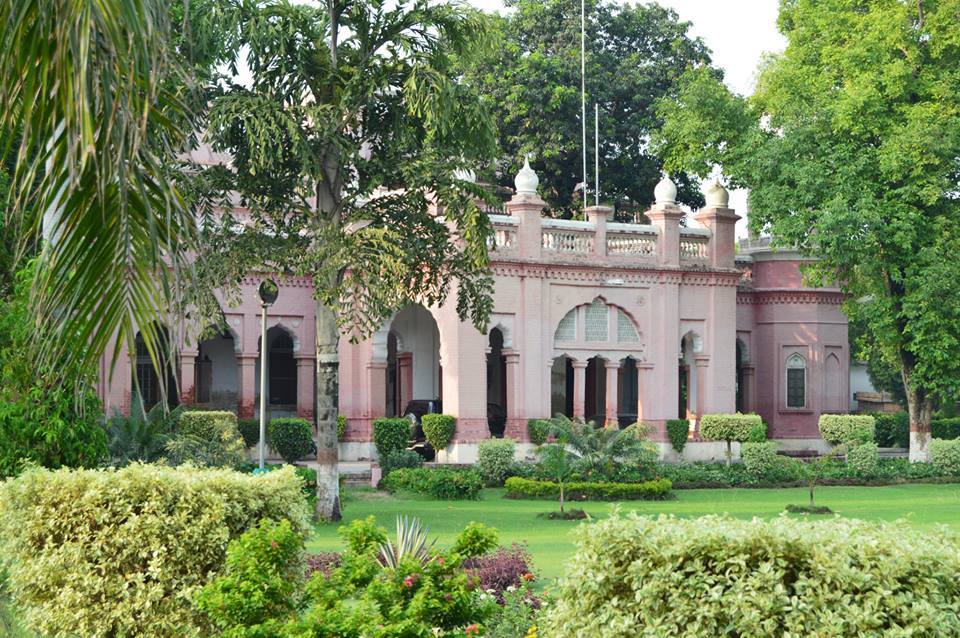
[[546, 415, 659, 481]]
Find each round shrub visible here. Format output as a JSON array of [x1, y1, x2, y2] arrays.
[[422, 414, 456, 451], [476, 437, 517, 486], [0, 464, 309, 638], [930, 438, 960, 476], [380, 449, 423, 479], [268, 417, 314, 464], [740, 441, 778, 477], [818, 414, 875, 446], [666, 419, 689, 454], [372, 418, 411, 459], [527, 419, 549, 446], [847, 442, 879, 476], [237, 418, 260, 448], [451, 521, 499, 558], [542, 514, 960, 636], [166, 410, 247, 468]]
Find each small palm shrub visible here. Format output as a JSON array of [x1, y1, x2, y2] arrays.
[[166, 410, 247, 468], [543, 514, 960, 636], [930, 438, 960, 475], [372, 417, 410, 459], [106, 400, 183, 465], [818, 414, 875, 446], [666, 419, 689, 454], [477, 438, 517, 486], [543, 415, 658, 481], [422, 413, 456, 451], [268, 417, 314, 464]]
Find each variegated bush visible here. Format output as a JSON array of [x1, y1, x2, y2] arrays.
[[543, 513, 960, 637], [0, 463, 310, 637]]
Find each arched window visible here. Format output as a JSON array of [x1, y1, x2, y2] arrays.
[[555, 309, 577, 342], [617, 310, 639, 343], [786, 354, 806, 408], [584, 299, 609, 341]]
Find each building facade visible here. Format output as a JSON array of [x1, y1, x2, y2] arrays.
[[97, 161, 849, 462]]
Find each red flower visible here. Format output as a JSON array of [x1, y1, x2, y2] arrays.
[[270, 540, 279, 549], [465, 624, 480, 636], [437, 557, 445, 565], [521, 572, 534, 582], [403, 574, 418, 588]]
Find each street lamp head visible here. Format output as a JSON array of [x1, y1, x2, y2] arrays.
[[258, 279, 279, 305]]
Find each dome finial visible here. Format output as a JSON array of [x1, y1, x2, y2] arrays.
[[654, 174, 677, 205], [705, 177, 729, 208], [514, 154, 539, 196]]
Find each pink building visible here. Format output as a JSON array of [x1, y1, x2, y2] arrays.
[[97, 161, 847, 462]]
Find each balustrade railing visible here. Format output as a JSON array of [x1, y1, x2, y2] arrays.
[[541, 229, 594, 253], [606, 223, 657, 258], [680, 233, 710, 264]]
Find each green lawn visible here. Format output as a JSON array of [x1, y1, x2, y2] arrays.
[[309, 484, 960, 582]]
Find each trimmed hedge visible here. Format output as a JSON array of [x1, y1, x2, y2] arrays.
[[740, 441, 778, 476], [933, 417, 960, 440], [872, 412, 909, 447], [268, 417, 314, 464], [543, 514, 960, 636], [0, 464, 310, 638], [665, 419, 689, 454], [699, 413, 761, 443], [383, 467, 484, 500], [422, 413, 456, 451], [847, 442, 879, 476], [372, 418, 410, 459], [238, 418, 260, 448], [930, 438, 960, 476], [818, 414, 875, 446], [504, 476, 672, 501], [527, 419, 549, 446], [166, 410, 247, 468]]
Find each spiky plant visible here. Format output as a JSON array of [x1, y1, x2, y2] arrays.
[[378, 515, 436, 569]]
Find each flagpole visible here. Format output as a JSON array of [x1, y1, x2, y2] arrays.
[[595, 102, 599, 207], [581, 0, 587, 212]]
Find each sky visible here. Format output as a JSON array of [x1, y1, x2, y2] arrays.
[[467, 0, 788, 233]]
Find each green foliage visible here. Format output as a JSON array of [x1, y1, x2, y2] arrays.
[[166, 410, 247, 468], [0, 463, 309, 637], [872, 412, 909, 447], [504, 477, 673, 501], [195, 519, 306, 637], [340, 516, 388, 557], [666, 419, 689, 454], [372, 418, 411, 460], [238, 418, 261, 448], [451, 522, 499, 558], [458, 0, 716, 214], [740, 441, 779, 477], [932, 417, 960, 440], [337, 415, 346, 442], [0, 263, 108, 478], [818, 414, 876, 446], [527, 419, 549, 446], [544, 416, 659, 481], [746, 421, 768, 443], [378, 515, 436, 569], [380, 449, 423, 479], [654, 0, 960, 448], [382, 467, 484, 500], [847, 442, 880, 477], [536, 442, 575, 512], [268, 418, 313, 465], [422, 413, 456, 451], [699, 413, 762, 465], [543, 514, 960, 636], [477, 438, 517, 486], [929, 439, 960, 476], [107, 400, 184, 465]]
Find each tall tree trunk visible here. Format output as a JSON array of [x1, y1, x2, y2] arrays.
[[904, 370, 933, 462], [315, 299, 341, 521]]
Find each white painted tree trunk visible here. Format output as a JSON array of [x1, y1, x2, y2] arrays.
[[314, 300, 341, 521]]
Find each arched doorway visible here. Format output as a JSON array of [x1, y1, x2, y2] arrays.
[[735, 339, 746, 413], [133, 324, 179, 410], [486, 328, 507, 437], [389, 305, 441, 412], [385, 331, 399, 417], [618, 356, 638, 428], [584, 356, 606, 425], [678, 332, 701, 419], [550, 356, 574, 418], [195, 328, 238, 409], [256, 326, 297, 413]]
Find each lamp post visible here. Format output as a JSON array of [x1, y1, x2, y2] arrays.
[[257, 279, 278, 470]]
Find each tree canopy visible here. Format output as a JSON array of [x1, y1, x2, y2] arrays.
[[654, 0, 960, 459], [458, 0, 718, 216]]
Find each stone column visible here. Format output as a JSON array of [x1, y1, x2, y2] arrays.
[[693, 180, 741, 269], [503, 349, 524, 440], [295, 356, 315, 421], [572, 360, 587, 420], [179, 349, 198, 406], [694, 355, 710, 436], [506, 158, 546, 260], [586, 205, 612, 258], [604, 360, 620, 427], [645, 177, 684, 267], [742, 365, 755, 413], [237, 355, 257, 418], [636, 361, 654, 424]]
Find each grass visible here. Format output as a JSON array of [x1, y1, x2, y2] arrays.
[[309, 483, 960, 582]]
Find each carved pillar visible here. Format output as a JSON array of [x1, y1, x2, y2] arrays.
[[604, 360, 620, 427], [397, 352, 413, 412], [586, 205, 612, 258], [237, 355, 257, 418], [503, 349, 524, 440], [636, 361, 654, 424], [742, 365, 755, 413], [295, 356, 315, 421], [694, 355, 710, 437], [179, 350, 198, 406], [572, 360, 587, 420]]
